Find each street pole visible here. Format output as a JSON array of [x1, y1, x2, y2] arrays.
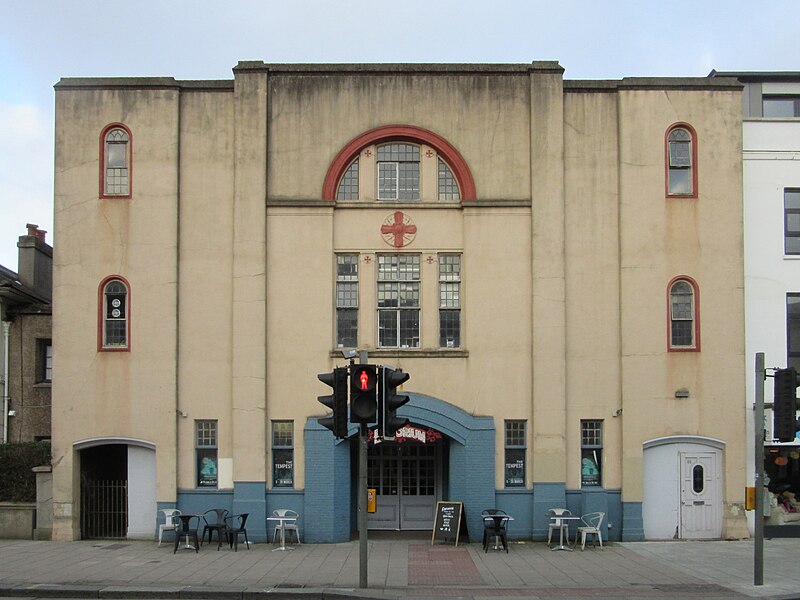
[[754, 352, 765, 586], [358, 349, 369, 589]]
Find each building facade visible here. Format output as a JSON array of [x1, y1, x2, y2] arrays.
[[52, 62, 748, 542], [0, 224, 52, 445], [713, 71, 800, 530]]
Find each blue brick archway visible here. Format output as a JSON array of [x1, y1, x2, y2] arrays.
[[304, 392, 495, 543]]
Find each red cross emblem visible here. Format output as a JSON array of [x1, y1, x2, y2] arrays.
[[381, 211, 417, 248]]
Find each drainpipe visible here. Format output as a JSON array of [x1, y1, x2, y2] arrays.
[[2, 320, 10, 444]]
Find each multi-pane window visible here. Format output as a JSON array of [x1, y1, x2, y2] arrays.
[[272, 421, 294, 488], [763, 95, 800, 118], [102, 279, 128, 349], [787, 294, 800, 372], [439, 255, 461, 348], [37, 339, 52, 383], [784, 189, 800, 254], [377, 144, 420, 200], [377, 254, 420, 348], [438, 158, 460, 200], [669, 279, 696, 349], [337, 158, 359, 200], [195, 420, 218, 488], [581, 420, 603, 487], [336, 254, 358, 348], [667, 126, 694, 196], [504, 420, 526, 487], [103, 126, 130, 196]]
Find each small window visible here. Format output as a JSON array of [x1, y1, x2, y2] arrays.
[[439, 254, 461, 348], [669, 278, 699, 350], [337, 158, 359, 200], [581, 420, 603, 487], [666, 125, 697, 197], [438, 159, 460, 200], [195, 420, 218, 488], [272, 421, 294, 488], [377, 254, 420, 348], [336, 254, 359, 348], [691, 464, 704, 494], [37, 339, 52, 383], [784, 189, 800, 254], [101, 124, 131, 197], [504, 420, 526, 487], [377, 144, 420, 200], [786, 294, 800, 372], [763, 96, 800, 118], [100, 277, 129, 350]]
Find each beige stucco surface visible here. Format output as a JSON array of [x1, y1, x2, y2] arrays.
[[51, 64, 747, 540]]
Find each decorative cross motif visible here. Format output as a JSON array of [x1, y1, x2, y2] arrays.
[[381, 211, 417, 248], [426, 255, 435, 264], [425, 149, 434, 158], [363, 255, 372, 264], [363, 149, 373, 158]]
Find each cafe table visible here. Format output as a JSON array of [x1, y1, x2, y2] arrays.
[[174, 514, 202, 552], [267, 515, 297, 551], [483, 514, 514, 551], [549, 515, 580, 551]]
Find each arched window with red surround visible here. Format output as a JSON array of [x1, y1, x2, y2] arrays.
[[665, 123, 697, 198], [98, 275, 131, 351], [667, 276, 700, 351], [323, 125, 476, 202], [100, 123, 132, 198]]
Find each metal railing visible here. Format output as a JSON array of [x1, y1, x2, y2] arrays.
[[80, 479, 127, 539]]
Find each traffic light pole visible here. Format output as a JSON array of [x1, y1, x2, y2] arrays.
[[358, 422, 368, 589], [754, 352, 765, 587], [358, 350, 369, 589]]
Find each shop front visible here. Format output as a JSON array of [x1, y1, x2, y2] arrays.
[[764, 445, 800, 534]]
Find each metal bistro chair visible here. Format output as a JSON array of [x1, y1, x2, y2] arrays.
[[272, 509, 301, 545], [577, 511, 605, 550], [158, 508, 181, 547], [201, 508, 229, 547], [481, 509, 509, 553], [547, 508, 572, 547], [221, 513, 250, 551]]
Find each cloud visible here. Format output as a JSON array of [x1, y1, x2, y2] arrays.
[[0, 101, 54, 270]]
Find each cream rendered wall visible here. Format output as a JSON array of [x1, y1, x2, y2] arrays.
[[617, 88, 746, 529], [264, 69, 534, 489], [563, 89, 622, 490], [53, 85, 180, 539], [176, 90, 235, 491]]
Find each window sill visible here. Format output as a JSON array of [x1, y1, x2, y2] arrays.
[[330, 348, 468, 359], [33, 382, 52, 389]]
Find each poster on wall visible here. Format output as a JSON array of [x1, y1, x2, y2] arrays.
[[197, 449, 218, 487]]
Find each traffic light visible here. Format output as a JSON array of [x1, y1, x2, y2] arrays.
[[350, 364, 378, 423], [773, 367, 799, 442], [317, 367, 348, 438], [379, 366, 410, 439]]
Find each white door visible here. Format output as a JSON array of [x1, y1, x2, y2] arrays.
[[679, 452, 721, 539]]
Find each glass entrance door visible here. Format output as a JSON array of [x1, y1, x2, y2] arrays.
[[367, 442, 438, 529]]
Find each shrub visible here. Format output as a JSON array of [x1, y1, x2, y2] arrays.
[[0, 441, 51, 502]]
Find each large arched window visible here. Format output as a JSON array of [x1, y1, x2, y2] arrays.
[[100, 123, 132, 198], [323, 125, 475, 202], [668, 276, 700, 351], [665, 123, 697, 198], [98, 276, 130, 351]]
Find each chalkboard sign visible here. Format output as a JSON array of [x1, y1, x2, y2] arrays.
[[431, 501, 467, 546]]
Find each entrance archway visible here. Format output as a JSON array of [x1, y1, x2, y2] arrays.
[[74, 437, 155, 539]]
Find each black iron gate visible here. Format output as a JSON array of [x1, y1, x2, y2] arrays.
[[80, 480, 128, 539]]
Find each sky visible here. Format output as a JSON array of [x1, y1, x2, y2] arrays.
[[1, 0, 799, 270]]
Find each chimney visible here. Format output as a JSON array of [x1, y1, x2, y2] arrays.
[[17, 224, 53, 301]]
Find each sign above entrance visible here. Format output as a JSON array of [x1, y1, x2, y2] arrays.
[[368, 425, 442, 444]]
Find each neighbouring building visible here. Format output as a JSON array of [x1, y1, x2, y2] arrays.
[[0, 224, 53, 444], [712, 71, 800, 532], [51, 62, 748, 542]]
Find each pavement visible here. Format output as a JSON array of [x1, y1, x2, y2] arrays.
[[0, 535, 798, 600]]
